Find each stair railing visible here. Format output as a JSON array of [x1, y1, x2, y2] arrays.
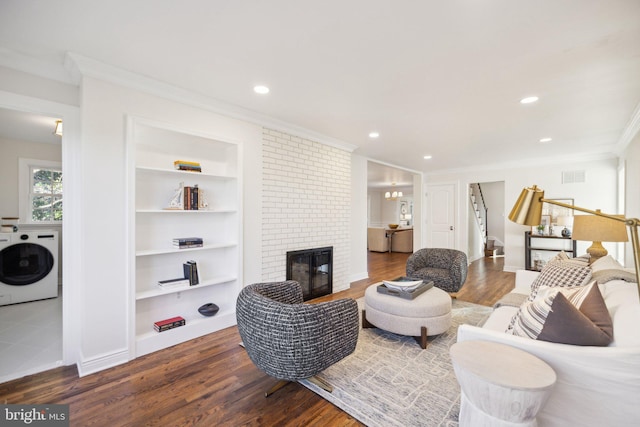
[[470, 183, 489, 246]]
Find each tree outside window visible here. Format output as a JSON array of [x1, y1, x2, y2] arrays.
[[30, 167, 62, 222]]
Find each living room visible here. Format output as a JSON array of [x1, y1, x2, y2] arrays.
[[1, 2, 640, 426]]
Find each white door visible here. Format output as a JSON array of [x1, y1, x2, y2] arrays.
[[426, 183, 456, 248]]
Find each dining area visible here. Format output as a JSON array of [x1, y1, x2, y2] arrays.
[[367, 225, 414, 253]]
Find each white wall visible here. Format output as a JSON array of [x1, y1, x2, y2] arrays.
[[622, 134, 640, 269], [482, 181, 505, 245], [367, 189, 413, 227], [0, 65, 78, 106], [351, 154, 368, 282], [76, 76, 263, 374], [426, 157, 619, 271]]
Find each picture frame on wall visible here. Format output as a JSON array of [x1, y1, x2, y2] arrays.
[[543, 198, 574, 224]]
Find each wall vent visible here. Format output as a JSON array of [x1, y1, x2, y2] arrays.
[[562, 170, 586, 184]]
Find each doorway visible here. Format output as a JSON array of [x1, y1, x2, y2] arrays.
[[0, 93, 80, 384]]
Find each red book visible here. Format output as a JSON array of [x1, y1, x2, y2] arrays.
[[154, 316, 185, 328]]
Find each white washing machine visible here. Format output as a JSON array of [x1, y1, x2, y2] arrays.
[[0, 230, 59, 306]]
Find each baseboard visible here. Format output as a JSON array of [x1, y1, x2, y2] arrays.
[[349, 271, 368, 283], [503, 265, 523, 273], [77, 348, 129, 377], [468, 253, 484, 263]]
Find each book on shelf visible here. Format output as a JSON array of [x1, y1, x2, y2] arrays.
[[182, 185, 200, 210], [174, 160, 202, 171], [183, 260, 199, 286], [172, 237, 203, 249], [157, 277, 190, 288], [154, 316, 186, 332]]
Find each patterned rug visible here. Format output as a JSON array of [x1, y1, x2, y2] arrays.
[[300, 299, 493, 427]]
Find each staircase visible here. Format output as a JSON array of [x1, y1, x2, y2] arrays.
[[469, 183, 504, 258]]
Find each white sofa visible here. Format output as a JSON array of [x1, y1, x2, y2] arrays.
[[457, 268, 640, 427]]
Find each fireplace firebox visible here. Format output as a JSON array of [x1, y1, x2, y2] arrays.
[[286, 247, 333, 301]]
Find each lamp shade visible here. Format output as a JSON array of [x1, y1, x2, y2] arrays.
[[556, 216, 574, 227], [508, 185, 545, 226], [572, 213, 628, 243]]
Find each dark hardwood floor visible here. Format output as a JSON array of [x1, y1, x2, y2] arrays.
[[0, 253, 514, 426]]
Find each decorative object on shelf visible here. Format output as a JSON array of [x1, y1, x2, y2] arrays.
[[388, 223, 399, 229], [572, 210, 628, 263], [174, 159, 202, 172], [557, 215, 573, 237], [153, 316, 186, 332], [509, 185, 640, 300], [536, 224, 545, 235], [198, 303, 219, 317], [385, 183, 403, 201], [168, 182, 185, 209]]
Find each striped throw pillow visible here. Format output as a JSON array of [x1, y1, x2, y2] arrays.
[[507, 283, 613, 346]]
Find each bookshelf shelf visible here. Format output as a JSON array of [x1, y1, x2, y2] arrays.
[[135, 243, 237, 257], [128, 117, 242, 358], [136, 275, 237, 300]]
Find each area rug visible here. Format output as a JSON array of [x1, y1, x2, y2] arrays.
[[300, 299, 493, 427]]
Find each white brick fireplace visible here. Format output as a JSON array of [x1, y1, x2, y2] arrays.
[[261, 128, 351, 292]]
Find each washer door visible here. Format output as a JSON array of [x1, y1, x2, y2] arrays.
[[0, 243, 55, 286]]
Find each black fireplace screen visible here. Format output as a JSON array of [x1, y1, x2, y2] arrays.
[[286, 246, 333, 301]]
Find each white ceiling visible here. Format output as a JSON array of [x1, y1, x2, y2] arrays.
[[1, 1, 639, 178], [0, 108, 61, 145]]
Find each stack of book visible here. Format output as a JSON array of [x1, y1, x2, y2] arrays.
[[157, 277, 190, 288], [183, 260, 199, 286], [154, 316, 186, 332], [174, 160, 201, 172], [172, 237, 203, 249], [183, 185, 199, 210]]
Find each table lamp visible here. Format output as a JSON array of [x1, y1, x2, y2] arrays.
[[572, 211, 628, 263], [508, 185, 640, 300]]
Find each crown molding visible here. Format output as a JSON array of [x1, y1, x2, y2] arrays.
[[64, 52, 358, 152], [0, 47, 74, 84], [614, 100, 640, 154], [425, 150, 618, 177]]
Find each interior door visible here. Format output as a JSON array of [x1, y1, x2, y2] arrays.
[[426, 183, 456, 248]]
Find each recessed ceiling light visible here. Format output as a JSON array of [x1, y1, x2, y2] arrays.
[[539, 137, 553, 143], [520, 96, 539, 104], [423, 155, 432, 160], [368, 132, 380, 139], [254, 85, 270, 94]]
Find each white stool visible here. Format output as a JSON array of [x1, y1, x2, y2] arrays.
[[363, 284, 452, 348], [450, 340, 556, 427]]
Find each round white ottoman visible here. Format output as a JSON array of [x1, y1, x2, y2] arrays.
[[363, 284, 452, 349], [450, 340, 556, 427]]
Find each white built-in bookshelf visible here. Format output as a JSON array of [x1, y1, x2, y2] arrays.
[[127, 117, 241, 357]]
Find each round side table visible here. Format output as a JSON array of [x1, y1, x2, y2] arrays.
[[450, 340, 556, 427]]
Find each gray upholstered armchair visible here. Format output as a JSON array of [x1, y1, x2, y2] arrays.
[[406, 248, 468, 293], [236, 280, 359, 396]]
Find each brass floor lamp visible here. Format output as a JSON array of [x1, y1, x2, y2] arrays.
[[508, 185, 640, 300]]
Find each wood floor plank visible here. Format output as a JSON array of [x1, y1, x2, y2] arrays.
[[0, 253, 513, 426]]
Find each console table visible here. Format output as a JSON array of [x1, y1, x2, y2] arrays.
[[524, 231, 577, 271]]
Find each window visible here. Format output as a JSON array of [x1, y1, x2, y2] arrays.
[[19, 158, 62, 224]]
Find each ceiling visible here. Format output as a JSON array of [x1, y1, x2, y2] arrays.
[[0, 108, 61, 145], [1, 1, 639, 179]]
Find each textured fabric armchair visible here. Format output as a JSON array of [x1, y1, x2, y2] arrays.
[[406, 248, 468, 293], [236, 280, 359, 396]]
